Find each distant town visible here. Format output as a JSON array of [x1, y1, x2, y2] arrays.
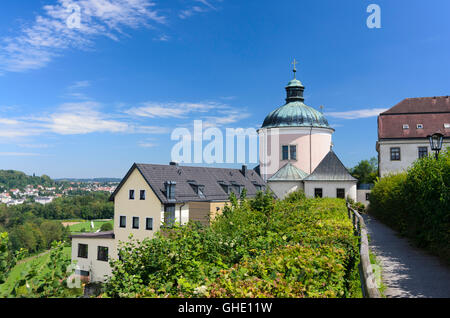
[[0, 181, 118, 207]]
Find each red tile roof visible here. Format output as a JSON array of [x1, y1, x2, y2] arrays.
[[379, 97, 450, 139]]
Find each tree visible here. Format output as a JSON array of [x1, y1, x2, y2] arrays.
[[350, 157, 378, 185], [0, 232, 14, 284]]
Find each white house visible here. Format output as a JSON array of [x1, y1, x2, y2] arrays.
[[377, 96, 450, 177], [70, 163, 266, 282]]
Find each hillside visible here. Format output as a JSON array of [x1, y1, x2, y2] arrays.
[[0, 170, 54, 190]]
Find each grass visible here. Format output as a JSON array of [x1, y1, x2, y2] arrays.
[[68, 219, 113, 233], [0, 246, 72, 296], [369, 250, 387, 297]]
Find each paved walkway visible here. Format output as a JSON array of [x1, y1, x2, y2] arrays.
[[363, 215, 450, 298]]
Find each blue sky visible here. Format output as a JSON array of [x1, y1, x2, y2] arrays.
[[0, 0, 449, 178]]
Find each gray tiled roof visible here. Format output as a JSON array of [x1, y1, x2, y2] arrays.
[[110, 163, 266, 204], [268, 163, 309, 181], [303, 151, 357, 182]]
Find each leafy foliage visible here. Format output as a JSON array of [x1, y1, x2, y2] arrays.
[[10, 241, 81, 298], [0, 232, 15, 284], [0, 192, 112, 254], [105, 191, 361, 298], [369, 148, 450, 263], [100, 222, 113, 232], [350, 157, 378, 186]]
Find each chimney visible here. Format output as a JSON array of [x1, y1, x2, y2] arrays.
[[241, 165, 247, 177]]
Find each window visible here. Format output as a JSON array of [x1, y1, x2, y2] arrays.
[[418, 147, 428, 159], [366, 193, 370, 201], [444, 123, 450, 129], [129, 189, 135, 200], [314, 188, 323, 198], [146, 218, 154, 231], [165, 181, 176, 200], [75, 270, 90, 277], [390, 147, 401, 161], [290, 145, 297, 161], [336, 188, 345, 199], [78, 244, 88, 259], [132, 217, 139, 229], [417, 124, 424, 129], [119, 216, 126, 228], [97, 246, 108, 262], [282, 145, 297, 161], [282, 145, 289, 160], [140, 190, 146, 200], [164, 204, 176, 226], [402, 124, 409, 129]]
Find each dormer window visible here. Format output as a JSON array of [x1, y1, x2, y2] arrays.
[[403, 124, 409, 129], [417, 124, 423, 129], [188, 181, 205, 199], [218, 181, 230, 194], [165, 181, 176, 200]]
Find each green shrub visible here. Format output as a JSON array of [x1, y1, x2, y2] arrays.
[[100, 222, 113, 232], [368, 148, 450, 263], [105, 193, 361, 298]]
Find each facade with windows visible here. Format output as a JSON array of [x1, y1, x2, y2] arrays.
[[70, 162, 265, 283], [377, 96, 450, 177]]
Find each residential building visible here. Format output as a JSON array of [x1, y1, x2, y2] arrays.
[[377, 96, 450, 177], [71, 162, 266, 282]]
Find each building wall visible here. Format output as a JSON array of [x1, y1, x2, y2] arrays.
[[267, 181, 304, 199], [357, 189, 371, 207], [258, 127, 333, 180], [378, 139, 450, 177], [303, 181, 357, 201], [71, 237, 115, 282], [188, 201, 227, 226], [114, 167, 163, 244]]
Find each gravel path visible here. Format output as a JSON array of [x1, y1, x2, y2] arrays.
[[363, 214, 450, 298]]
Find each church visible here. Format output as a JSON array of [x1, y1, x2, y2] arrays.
[[258, 61, 357, 200]]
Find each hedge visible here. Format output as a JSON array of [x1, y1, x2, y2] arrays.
[[368, 148, 450, 263]]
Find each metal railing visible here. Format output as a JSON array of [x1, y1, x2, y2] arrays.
[[347, 204, 381, 298]]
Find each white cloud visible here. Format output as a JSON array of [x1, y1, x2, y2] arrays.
[[0, 0, 166, 73], [36, 101, 130, 135], [179, 0, 219, 19], [325, 108, 388, 120], [125, 102, 221, 118]]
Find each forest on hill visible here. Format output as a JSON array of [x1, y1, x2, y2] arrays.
[[0, 170, 54, 190]]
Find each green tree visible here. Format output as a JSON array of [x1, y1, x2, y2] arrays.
[[0, 232, 15, 284], [350, 157, 378, 185]]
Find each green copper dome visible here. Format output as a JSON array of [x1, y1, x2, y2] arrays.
[[262, 71, 332, 130]]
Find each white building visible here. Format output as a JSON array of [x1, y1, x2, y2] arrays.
[[258, 65, 357, 201], [377, 96, 450, 177]]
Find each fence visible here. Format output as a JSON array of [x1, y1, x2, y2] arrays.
[[347, 204, 381, 298]]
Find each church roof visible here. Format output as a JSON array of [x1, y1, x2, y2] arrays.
[[262, 101, 332, 129], [303, 151, 357, 182], [268, 163, 309, 181], [261, 63, 333, 130]]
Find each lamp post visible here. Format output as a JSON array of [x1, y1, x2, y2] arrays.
[[427, 132, 444, 159]]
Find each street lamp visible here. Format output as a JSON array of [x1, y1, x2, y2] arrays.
[[427, 132, 444, 159]]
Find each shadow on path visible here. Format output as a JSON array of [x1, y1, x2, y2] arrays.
[[363, 215, 450, 298]]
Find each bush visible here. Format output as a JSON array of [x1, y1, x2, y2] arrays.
[[369, 148, 450, 263], [100, 222, 113, 232], [105, 193, 361, 298]]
